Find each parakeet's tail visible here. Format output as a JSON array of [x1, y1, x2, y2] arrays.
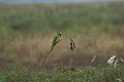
[[51, 42, 58, 49]]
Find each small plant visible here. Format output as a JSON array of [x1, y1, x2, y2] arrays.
[[69, 37, 76, 51], [102, 65, 124, 82], [107, 55, 117, 66]]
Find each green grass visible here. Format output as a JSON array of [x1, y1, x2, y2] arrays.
[[0, 65, 124, 82]]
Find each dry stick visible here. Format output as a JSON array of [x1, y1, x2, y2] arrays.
[[38, 48, 53, 72], [87, 55, 97, 66], [34, 48, 53, 76], [41, 49, 53, 69]]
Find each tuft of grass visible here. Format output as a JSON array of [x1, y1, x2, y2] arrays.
[[0, 33, 123, 70]]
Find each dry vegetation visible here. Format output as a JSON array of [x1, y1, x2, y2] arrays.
[[7, 33, 122, 71]]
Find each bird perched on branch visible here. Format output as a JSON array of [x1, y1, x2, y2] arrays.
[[51, 32, 62, 49]]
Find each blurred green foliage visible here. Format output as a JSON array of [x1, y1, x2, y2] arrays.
[[0, 2, 124, 36], [0, 65, 124, 82]]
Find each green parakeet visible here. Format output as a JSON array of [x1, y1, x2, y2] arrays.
[[51, 32, 62, 49]]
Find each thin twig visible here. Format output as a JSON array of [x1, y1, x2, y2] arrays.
[[88, 55, 97, 66], [34, 48, 53, 75], [39, 48, 53, 71]]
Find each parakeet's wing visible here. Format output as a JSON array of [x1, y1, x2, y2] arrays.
[[52, 36, 58, 45]]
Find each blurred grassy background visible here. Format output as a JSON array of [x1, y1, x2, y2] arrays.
[[0, 2, 124, 71]]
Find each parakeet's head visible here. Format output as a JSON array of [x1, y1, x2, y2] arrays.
[[57, 32, 62, 37]]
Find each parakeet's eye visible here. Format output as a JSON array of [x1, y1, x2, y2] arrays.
[[58, 32, 62, 36]]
